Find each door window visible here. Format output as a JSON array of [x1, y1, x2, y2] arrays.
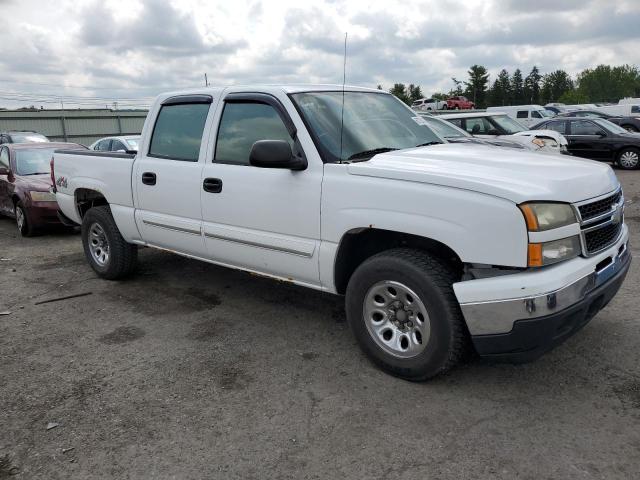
[[531, 111, 542, 119], [214, 102, 293, 166], [570, 120, 605, 136], [464, 117, 493, 134], [149, 103, 210, 161], [111, 140, 127, 151], [96, 140, 111, 151], [0, 147, 9, 169], [542, 121, 567, 134]]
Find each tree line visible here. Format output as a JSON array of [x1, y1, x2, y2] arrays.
[[384, 64, 640, 109]]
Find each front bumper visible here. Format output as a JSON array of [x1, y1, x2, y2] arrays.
[[454, 226, 630, 361], [27, 201, 62, 227]]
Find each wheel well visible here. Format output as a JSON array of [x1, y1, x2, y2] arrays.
[[75, 189, 108, 219], [12, 194, 20, 206], [333, 228, 463, 294]]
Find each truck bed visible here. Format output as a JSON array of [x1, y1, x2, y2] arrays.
[[53, 149, 137, 225]]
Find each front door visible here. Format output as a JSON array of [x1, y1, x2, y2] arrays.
[[200, 93, 322, 287], [133, 94, 218, 258], [566, 120, 609, 160]]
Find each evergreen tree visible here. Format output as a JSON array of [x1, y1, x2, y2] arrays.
[[541, 70, 574, 104], [510, 69, 525, 105], [524, 66, 542, 104], [463, 65, 490, 108]]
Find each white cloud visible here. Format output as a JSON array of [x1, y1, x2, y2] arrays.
[[0, 0, 638, 108]]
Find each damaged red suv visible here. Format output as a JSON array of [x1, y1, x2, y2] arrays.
[[0, 142, 86, 236]]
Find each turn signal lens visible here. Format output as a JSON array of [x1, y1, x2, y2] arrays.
[[519, 204, 539, 231], [528, 236, 581, 267], [519, 203, 577, 231], [528, 244, 543, 267]]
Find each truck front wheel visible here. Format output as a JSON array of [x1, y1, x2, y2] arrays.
[[81, 206, 137, 280], [345, 248, 468, 380]]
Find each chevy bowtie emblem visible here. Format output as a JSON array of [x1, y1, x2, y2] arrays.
[[611, 207, 622, 225]]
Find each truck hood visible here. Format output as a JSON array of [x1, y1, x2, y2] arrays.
[[346, 144, 619, 204]]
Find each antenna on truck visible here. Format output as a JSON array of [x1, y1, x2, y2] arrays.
[[339, 32, 348, 163]]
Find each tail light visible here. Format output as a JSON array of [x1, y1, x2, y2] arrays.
[[50, 157, 56, 193]]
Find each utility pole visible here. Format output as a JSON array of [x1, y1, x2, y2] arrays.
[[204, 73, 209, 87]]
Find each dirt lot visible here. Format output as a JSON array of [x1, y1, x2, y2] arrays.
[[1, 171, 640, 479]]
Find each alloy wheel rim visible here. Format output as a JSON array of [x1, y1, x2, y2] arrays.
[[16, 207, 24, 230], [89, 222, 110, 266], [363, 280, 431, 358], [620, 151, 639, 168]]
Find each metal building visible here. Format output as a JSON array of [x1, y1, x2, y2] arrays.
[[0, 109, 148, 146]]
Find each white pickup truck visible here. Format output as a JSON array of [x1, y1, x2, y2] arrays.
[[52, 85, 631, 380]]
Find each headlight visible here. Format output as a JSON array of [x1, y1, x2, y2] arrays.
[[519, 203, 577, 231], [29, 191, 57, 202], [528, 236, 581, 267], [531, 137, 558, 148]]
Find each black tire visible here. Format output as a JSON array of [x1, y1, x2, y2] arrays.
[[15, 201, 35, 237], [616, 147, 640, 170], [81, 206, 137, 280], [345, 248, 469, 381]]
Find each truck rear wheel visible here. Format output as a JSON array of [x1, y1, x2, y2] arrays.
[[345, 248, 468, 381], [81, 206, 137, 280]]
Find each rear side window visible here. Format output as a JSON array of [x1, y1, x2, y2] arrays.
[[149, 103, 210, 161], [517, 111, 528, 118], [214, 102, 293, 166]]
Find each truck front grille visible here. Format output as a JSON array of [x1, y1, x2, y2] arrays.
[[584, 223, 622, 254], [575, 188, 624, 256], [578, 190, 622, 222]]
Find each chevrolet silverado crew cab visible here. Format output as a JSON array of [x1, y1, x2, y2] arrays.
[[52, 85, 631, 380]]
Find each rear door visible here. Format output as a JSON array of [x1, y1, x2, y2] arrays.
[[199, 92, 322, 287], [566, 120, 610, 159], [133, 94, 218, 257]]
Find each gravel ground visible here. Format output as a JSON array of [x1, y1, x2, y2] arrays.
[[1, 170, 639, 479]]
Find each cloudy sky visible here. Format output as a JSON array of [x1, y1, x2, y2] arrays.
[[1, 0, 639, 109]]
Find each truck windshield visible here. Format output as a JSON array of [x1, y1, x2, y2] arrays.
[[490, 115, 527, 134], [290, 91, 442, 162]]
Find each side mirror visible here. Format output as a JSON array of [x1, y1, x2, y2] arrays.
[[249, 140, 307, 171], [0, 166, 9, 175]]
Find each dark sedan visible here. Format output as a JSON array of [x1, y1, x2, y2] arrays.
[[533, 117, 640, 169], [555, 110, 640, 132], [0, 142, 86, 236]]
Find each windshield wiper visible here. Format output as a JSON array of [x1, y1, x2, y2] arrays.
[[347, 147, 398, 161], [415, 141, 443, 147]]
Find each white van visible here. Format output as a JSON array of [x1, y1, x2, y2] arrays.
[[486, 105, 553, 127], [593, 104, 640, 117]]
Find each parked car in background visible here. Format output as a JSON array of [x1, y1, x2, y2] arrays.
[[446, 96, 474, 110], [0, 142, 86, 235], [0, 131, 49, 144], [486, 105, 554, 127], [412, 98, 448, 111], [440, 112, 569, 154], [417, 114, 526, 150], [544, 105, 566, 115], [532, 117, 640, 169], [556, 110, 640, 132], [90, 135, 141, 152]]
